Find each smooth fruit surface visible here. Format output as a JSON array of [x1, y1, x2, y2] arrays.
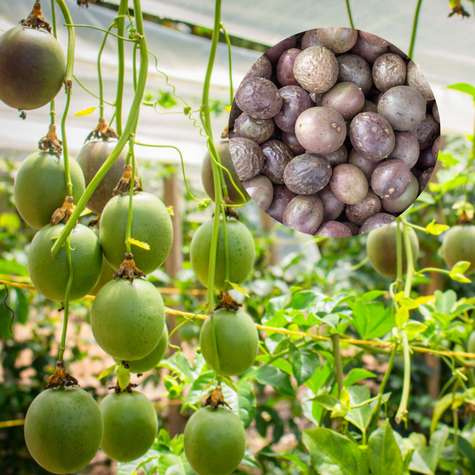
[[184, 407, 246, 475], [14, 152, 85, 230], [190, 219, 255, 291], [100, 192, 173, 274], [442, 225, 475, 275], [200, 309, 259, 376], [24, 387, 103, 474], [91, 278, 165, 361], [28, 224, 102, 301], [76, 140, 127, 214], [0, 27, 65, 110], [100, 391, 158, 462], [115, 325, 169, 373], [366, 222, 419, 277]]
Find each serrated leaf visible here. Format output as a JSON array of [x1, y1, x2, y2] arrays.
[[237, 379, 256, 429], [425, 220, 449, 236], [396, 306, 410, 327], [361, 290, 386, 303], [349, 300, 393, 339], [128, 237, 150, 250], [98, 364, 117, 380], [184, 370, 216, 406], [226, 281, 250, 298], [74, 106, 97, 117]]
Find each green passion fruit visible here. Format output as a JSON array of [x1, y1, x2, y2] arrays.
[[200, 308, 259, 376], [442, 225, 475, 275], [76, 140, 127, 214], [91, 278, 165, 361], [115, 325, 169, 373], [24, 387, 103, 474], [0, 27, 66, 110], [100, 390, 158, 462], [190, 218, 255, 291], [89, 226, 115, 296], [13, 151, 85, 230], [201, 142, 250, 204], [184, 407, 246, 475], [28, 224, 102, 301], [100, 192, 173, 274], [366, 222, 419, 278]]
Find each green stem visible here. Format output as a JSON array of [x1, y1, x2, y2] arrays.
[[345, 0, 355, 29], [49, 0, 57, 126], [396, 330, 411, 424], [73, 75, 114, 105], [61, 94, 73, 195], [57, 237, 73, 361], [125, 140, 136, 254], [62, 24, 137, 42], [115, 0, 128, 136], [220, 23, 233, 106], [97, 22, 116, 118], [396, 218, 403, 293], [133, 43, 139, 91], [403, 222, 415, 298], [331, 333, 343, 398], [51, 0, 149, 257], [452, 407, 459, 475], [221, 204, 230, 290], [408, 0, 423, 59]]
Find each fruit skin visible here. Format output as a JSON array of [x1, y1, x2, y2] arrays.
[[24, 387, 103, 474], [442, 225, 475, 275], [100, 192, 173, 274], [13, 152, 85, 230], [366, 222, 419, 277], [200, 308, 259, 376], [90, 256, 115, 296], [100, 390, 158, 462], [115, 326, 169, 373], [201, 142, 250, 204], [28, 224, 102, 301], [184, 407, 246, 475], [91, 278, 165, 361], [190, 219, 255, 291], [0, 27, 65, 110], [76, 140, 127, 214]]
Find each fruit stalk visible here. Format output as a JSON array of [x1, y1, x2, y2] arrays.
[[115, 0, 128, 136], [50, 0, 57, 126], [408, 0, 423, 59], [51, 0, 149, 257], [345, 0, 355, 29], [57, 237, 73, 361], [395, 330, 411, 424]]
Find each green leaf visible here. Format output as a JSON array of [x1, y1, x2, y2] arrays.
[[313, 394, 341, 411], [345, 385, 376, 432], [404, 321, 427, 337], [98, 364, 117, 380], [14, 288, 28, 325], [226, 281, 250, 298], [349, 300, 393, 339], [344, 368, 376, 387], [236, 379, 256, 429], [289, 343, 320, 386], [430, 394, 455, 433], [449, 272, 472, 283], [396, 306, 410, 327], [250, 365, 295, 397], [361, 290, 386, 303], [434, 290, 456, 315], [183, 370, 216, 406], [367, 420, 404, 475], [158, 453, 196, 475], [117, 364, 130, 391], [447, 82, 475, 102], [303, 428, 369, 475], [0, 258, 29, 276], [450, 261, 471, 274], [409, 427, 449, 473], [0, 213, 21, 229], [437, 152, 459, 167], [425, 220, 449, 236]]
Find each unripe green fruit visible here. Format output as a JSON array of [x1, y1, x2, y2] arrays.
[[179, 322, 200, 342], [100, 390, 158, 462], [366, 222, 419, 278], [184, 407, 246, 475], [13, 151, 85, 230], [442, 225, 475, 275], [201, 142, 250, 204], [200, 309, 259, 376], [89, 256, 115, 296], [24, 387, 103, 474], [100, 192, 173, 274], [91, 278, 165, 361], [28, 224, 103, 301], [76, 140, 127, 214], [467, 331, 475, 354], [0, 27, 65, 110], [190, 219, 255, 291], [115, 325, 169, 373]]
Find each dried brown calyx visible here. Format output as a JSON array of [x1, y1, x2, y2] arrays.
[[77, 0, 103, 8], [39, 124, 63, 155], [85, 117, 120, 142], [50, 196, 75, 225], [112, 164, 142, 196], [224, 198, 239, 220], [215, 291, 241, 311], [114, 253, 145, 281], [46, 361, 79, 388], [20, 2, 52, 32], [457, 212, 474, 225], [88, 213, 101, 228], [448, 0, 470, 18], [221, 124, 229, 139], [108, 382, 139, 394], [205, 386, 231, 410]]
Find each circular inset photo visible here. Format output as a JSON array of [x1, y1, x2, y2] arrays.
[[227, 27, 440, 237]]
